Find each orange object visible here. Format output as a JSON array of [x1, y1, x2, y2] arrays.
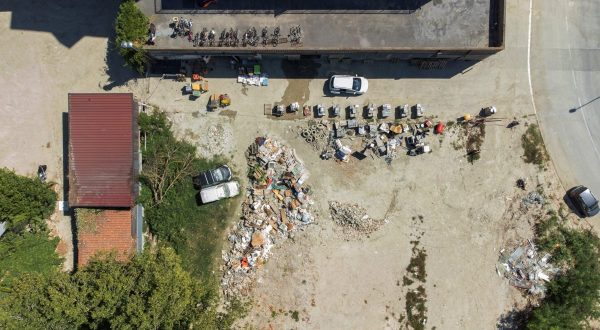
[[241, 257, 249, 269]]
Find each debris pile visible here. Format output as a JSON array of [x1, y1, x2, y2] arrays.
[[329, 201, 386, 239], [221, 137, 314, 299], [497, 240, 559, 296], [298, 116, 437, 165], [299, 122, 330, 151], [522, 191, 544, 208]]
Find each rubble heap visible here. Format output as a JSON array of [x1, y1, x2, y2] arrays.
[[497, 240, 559, 296], [329, 201, 386, 239], [221, 137, 314, 299], [521, 191, 545, 208]]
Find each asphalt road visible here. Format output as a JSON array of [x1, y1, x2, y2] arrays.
[[531, 0, 600, 202]]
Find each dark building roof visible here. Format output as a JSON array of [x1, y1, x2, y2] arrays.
[[68, 93, 135, 208]]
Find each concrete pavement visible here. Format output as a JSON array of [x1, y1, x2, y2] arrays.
[[531, 0, 600, 208]]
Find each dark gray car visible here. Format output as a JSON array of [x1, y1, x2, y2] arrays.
[[193, 165, 232, 189], [568, 185, 599, 217]]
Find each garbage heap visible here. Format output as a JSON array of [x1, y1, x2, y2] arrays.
[[329, 201, 387, 240], [496, 241, 559, 296], [521, 191, 545, 208], [221, 137, 313, 299], [299, 118, 438, 165]]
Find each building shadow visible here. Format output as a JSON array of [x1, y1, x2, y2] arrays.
[[0, 0, 121, 48], [160, 0, 431, 12], [62, 112, 77, 266], [150, 57, 476, 79]]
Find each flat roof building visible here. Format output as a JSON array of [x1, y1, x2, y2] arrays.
[[141, 0, 504, 62]]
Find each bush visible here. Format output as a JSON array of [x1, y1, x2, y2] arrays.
[[0, 168, 57, 233], [0, 232, 62, 291], [115, 0, 149, 73], [528, 215, 600, 329]]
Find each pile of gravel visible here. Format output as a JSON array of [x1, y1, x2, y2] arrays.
[[329, 201, 386, 239]]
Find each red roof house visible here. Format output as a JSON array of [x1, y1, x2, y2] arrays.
[[68, 93, 135, 208], [68, 93, 139, 267]]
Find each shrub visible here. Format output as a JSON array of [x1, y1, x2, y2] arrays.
[[0, 232, 62, 291], [0, 168, 56, 233], [528, 215, 600, 329]]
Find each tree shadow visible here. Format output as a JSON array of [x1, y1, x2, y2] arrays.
[[496, 306, 531, 330], [102, 36, 140, 91]]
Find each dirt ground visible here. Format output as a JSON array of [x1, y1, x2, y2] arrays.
[[0, 0, 575, 329]]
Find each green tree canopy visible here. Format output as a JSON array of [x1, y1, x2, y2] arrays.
[[0, 168, 57, 233], [528, 218, 600, 329], [115, 0, 149, 73], [0, 247, 216, 329], [0, 232, 62, 291]]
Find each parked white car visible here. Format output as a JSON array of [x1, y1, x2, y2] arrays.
[[328, 75, 369, 95], [199, 181, 240, 204]]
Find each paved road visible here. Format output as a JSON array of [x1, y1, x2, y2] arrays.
[[531, 0, 600, 202]]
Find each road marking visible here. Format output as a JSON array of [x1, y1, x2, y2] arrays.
[[527, 0, 537, 115]]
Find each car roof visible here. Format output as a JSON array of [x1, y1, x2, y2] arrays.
[[332, 76, 354, 90], [225, 181, 240, 196], [580, 188, 598, 207]]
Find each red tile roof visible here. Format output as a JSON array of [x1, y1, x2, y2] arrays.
[[77, 209, 136, 267], [68, 93, 135, 208]]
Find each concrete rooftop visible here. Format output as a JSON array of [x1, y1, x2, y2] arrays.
[[142, 0, 494, 52]]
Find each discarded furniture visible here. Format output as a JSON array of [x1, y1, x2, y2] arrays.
[[366, 103, 375, 118], [381, 104, 392, 118], [333, 104, 340, 117], [316, 104, 325, 117]]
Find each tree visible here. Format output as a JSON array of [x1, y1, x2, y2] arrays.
[[139, 111, 197, 206], [0, 232, 62, 291], [115, 0, 149, 73], [0, 247, 215, 329], [528, 218, 600, 329], [0, 168, 57, 233]]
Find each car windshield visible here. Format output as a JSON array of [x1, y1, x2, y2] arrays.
[[213, 168, 224, 181], [222, 184, 230, 196], [352, 78, 361, 91]]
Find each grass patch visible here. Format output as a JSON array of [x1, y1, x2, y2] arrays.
[[290, 310, 300, 322], [405, 285, 427, 330], [74, 208, 103, 234], [465, 124, 485, 164], [139, 111, 239, 280], [521, 124, 549, 168], [402, 275, 414, 286], [406, 241, 427, 282]]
